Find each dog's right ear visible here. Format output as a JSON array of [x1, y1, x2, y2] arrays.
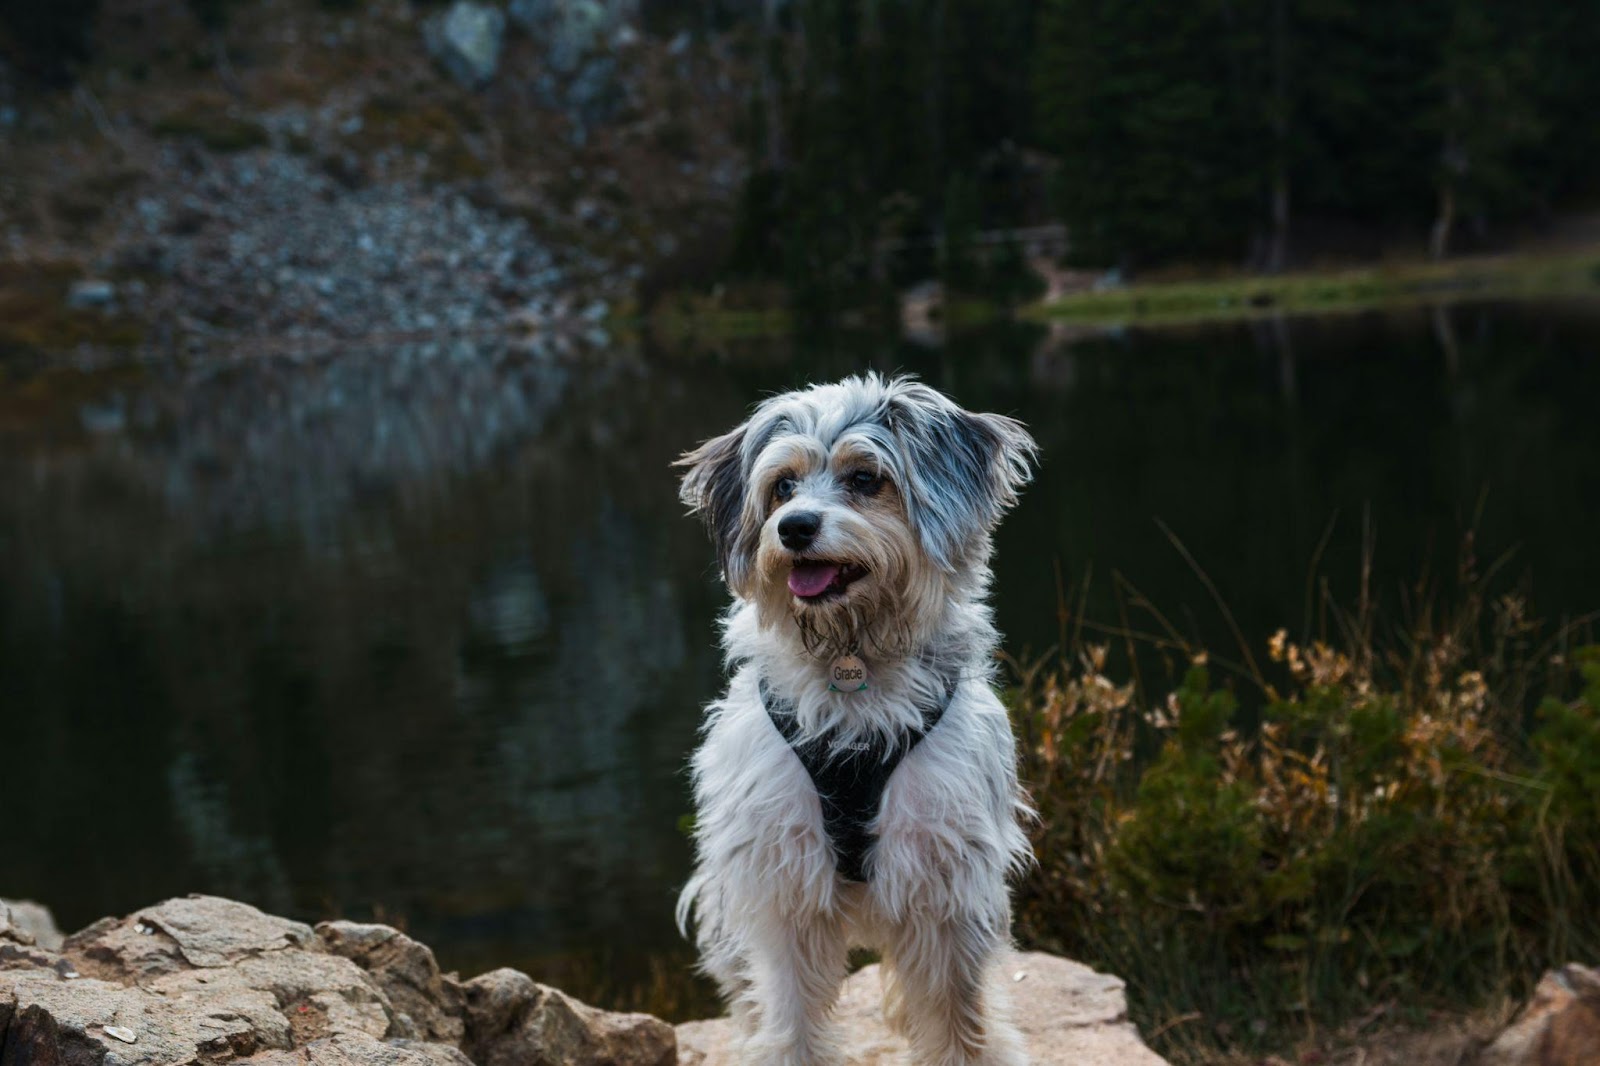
[[676, 423, 755, 593]]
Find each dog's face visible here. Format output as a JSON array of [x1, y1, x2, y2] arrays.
[[678, 375, 1036, 659]]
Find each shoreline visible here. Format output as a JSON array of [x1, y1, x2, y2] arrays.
[[626, 246, 1600, 344], [1024, 247, 1600, 328]]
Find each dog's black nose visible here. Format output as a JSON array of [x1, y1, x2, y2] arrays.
[[778, 511, 822, 550]]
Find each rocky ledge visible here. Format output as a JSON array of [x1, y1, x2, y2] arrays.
[[11, 894, 1599, 1065], [1, 895, 1174, 1065], [0, 896, 673, 1066], [678, 953, 1167, 1066]]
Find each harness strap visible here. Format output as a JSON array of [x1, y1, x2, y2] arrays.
[[761, 674, 956, 882]]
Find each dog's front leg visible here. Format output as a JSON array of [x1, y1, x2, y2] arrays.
[[882, 912, 1027, 1066], [743, 903, 849, 1066]]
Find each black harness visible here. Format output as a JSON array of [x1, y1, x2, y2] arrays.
[[761, 676, 956, 883]]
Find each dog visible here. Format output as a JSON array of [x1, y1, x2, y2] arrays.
[[674, 373, 1038, 1066]]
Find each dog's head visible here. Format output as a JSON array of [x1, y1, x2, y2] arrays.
[[677, 374, 1037, 659]]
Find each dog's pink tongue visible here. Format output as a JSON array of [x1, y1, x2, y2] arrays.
[[788, 562, 841, 598]]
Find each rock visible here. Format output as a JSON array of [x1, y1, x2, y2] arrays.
[[0, 900, 64, 951], [551, 1, 608, 73], [1, 967, 290, 1065], [462, 967, 675, 1066], [63, 894, 315, 981], [99, 149, 592, 341], [1479, 964, 1600, 1066], [0, 896, 679, 1066], [67, 279, 117, 309], [508, 0, 634, 130], [423, 1, 506, 88], [675, 952, 1168, 1066], [317, 922, 464, 1044], [0, 901, 69, 974], [508, 0, 625, 70], [222, 948, 397, 1040], [243, 1033, 474, 1066]]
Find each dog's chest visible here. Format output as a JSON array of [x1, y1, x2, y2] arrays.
[[761, 678, 950, 883]]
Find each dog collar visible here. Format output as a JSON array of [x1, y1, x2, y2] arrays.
[[760, 674, 957, 883]]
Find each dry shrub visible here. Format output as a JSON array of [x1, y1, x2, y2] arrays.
[[1011, 536, 1600, 1063]]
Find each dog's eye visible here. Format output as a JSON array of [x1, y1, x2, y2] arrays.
[[773, 476, 797, 501], [847, 470, 883, 494]]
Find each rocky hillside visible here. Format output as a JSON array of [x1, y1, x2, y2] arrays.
[[0, 0, 746, 356]]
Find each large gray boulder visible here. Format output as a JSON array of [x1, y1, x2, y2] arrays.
[[424, 2, 507, 88], [677, 952, 1169, 1066]]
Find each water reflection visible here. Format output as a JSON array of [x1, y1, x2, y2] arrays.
[[2, 337, 745, 1014], [3, 303, 1598, 1019]]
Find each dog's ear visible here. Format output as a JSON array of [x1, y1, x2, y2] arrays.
[[676, 422, 757, 592], [885, 384, 1038, 572]]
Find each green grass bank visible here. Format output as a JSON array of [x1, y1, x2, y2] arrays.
[[1027, 249, 1600, 327]]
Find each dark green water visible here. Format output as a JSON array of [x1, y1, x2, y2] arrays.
[[3, 301, 1598, 1018]]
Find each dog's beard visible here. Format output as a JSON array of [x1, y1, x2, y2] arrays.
[[791, 584, 914, 662]]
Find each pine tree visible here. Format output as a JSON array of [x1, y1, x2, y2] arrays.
[[1496, 0, 1600, 218], [1035, 0, 1271, 267], [1424, 0, 1543, 257], [730, 0, 1600, 291]]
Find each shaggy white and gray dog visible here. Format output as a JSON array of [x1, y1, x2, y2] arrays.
[[675, 373, 1038, 1066]]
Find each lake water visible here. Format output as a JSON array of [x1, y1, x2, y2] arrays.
[[4, 300, 1599, 1019]]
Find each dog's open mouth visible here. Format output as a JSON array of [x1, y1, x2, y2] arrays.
[[787, 560, 869, 602]]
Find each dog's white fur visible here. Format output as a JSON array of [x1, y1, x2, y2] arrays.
[[675, 374, 1037, 1066]]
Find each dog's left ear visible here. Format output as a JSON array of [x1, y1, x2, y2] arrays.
[[676, 423, 757, 592], [886, 386, 1038, 572]]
